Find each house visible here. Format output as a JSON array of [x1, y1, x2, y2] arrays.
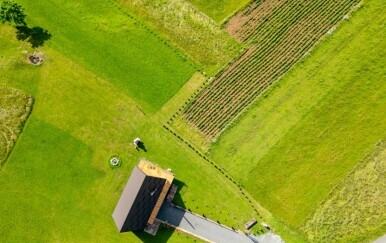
[[112, 159, 174, 232]]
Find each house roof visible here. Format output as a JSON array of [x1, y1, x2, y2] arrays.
[[112, 160, 174, 232], [137, 160, 174, 224]]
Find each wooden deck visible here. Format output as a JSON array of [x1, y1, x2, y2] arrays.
[[166, 184, 178, 202], [144, 219, 162, 236]]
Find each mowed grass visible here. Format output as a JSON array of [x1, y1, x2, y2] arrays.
[[303, 141, 386, 242], [0, 118, 196, 242], [16, 0, 195, 112], [210, 0, 385, 228], [188, 0, 251, 24], [0, 85, 32, 168], [0, 21, 258, 242], [0, 117, 103, 241]]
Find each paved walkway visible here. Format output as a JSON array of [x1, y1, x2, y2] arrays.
[[373, 235, 386, 243], [156, 202, 283, 243]]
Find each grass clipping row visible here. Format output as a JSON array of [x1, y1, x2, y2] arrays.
[[118, 0, 241, 74], [0, 85, 33, 168], [303, 141, 386, 242]]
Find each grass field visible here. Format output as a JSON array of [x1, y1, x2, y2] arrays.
[[1, 0, 384, 242], [182, 0, 361, 140], [210, 0, 385, 230], [119, 0, 242, 74], [15, 0, 196, 112], [188, 0, 251, 24], [0, 3, 264, 239], [303, 141, 386, 242], [0, 86, 32, 168], [0, 117, 102, 241], [0, 116, 201, 242]]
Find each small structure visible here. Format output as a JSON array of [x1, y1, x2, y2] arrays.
[[109, 156, 121, 167], [144, 218, 162, 236], [244, 218, 257, 230], [112, 159, 174, 233], [261, 222, 271, 230], [166, 184, 178, 203], [28, 52, 44, 65]]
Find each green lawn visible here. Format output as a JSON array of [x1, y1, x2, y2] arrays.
[[16, 0, 196, 112], [0, 117, 200, 242], [0, 117, 101, 241], [188, 0, 251, 24], [0, 13, 259, 241], [210, 0, 385, 229]]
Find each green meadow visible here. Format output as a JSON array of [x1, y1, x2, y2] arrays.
[[16, 0, 196, 112], [0, 0, 262, 241], [1, 0, 384, 242], [210, 0, 385, 238]]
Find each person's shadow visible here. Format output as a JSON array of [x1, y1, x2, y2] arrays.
[[136, 141, 147, 152]]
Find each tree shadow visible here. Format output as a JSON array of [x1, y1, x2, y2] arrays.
[[16, 25, 51, 48]]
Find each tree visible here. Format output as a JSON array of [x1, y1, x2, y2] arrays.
[[0, 0, 26, 26]]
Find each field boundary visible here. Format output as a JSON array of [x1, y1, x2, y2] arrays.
[[165, 44, 253, 145], [165, 120, 306, 238], [107, 0, 201, 72], [221, 0, 256, 27], [180, 0, 363, 140], [115, 0, 244, 74], [302, 139, 386, 226], [162, 124, 265, 225], [0, 91, 33, 170], [168, 0, 363, 146]]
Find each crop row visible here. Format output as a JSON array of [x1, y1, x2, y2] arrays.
[[183, 0, 360, 139], [186, 0, 353, 118], [185, 0, 352, 119], [187, 0, 348, 113], [190, 6, 352, 139], [185, 0, 354, 137]]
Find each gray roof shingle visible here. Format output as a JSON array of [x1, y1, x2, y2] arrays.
[[112, 166, 166, 232]]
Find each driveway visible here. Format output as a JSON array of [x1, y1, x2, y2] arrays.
[[373, 235, 386, 243], [156, 202, 282, 243]]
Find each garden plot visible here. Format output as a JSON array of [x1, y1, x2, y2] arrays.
[[183, 0, 361, 140]]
